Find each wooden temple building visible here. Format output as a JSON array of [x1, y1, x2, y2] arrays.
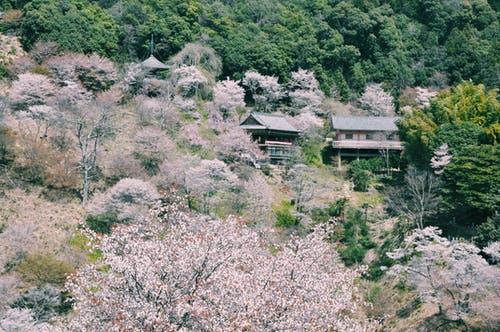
[[328, 115, 403, 168], [240, 112, 300, 162]]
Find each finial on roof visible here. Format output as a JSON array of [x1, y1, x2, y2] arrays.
[[150, 34, 154, 56]]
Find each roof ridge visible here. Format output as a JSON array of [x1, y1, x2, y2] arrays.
[[332, 115, 401, 119], [252, 112, 287, 118]]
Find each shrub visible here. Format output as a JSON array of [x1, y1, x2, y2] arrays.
[[330, 209, 376, 266], [16, 253, 74, 287], [310, 198, 349, 224], [85, 212, 119, 234], [12, 285, 71, 322], [87, 178, 160, 224], [474, 215, 500, 248], [347, 160, 381, 192], [274, 200, 298, 228], [350, 168, 371, 192], [0, 308, 52, 331], [339, 244, 366, 266]]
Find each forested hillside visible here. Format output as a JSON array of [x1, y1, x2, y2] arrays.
[[0, 0, 498, 331], [1, 0, 499, 99]]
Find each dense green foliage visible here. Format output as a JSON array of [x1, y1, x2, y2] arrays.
[[2, 0, 497, 96], [274, 200, 298, 228], [440, 144, 499, 224], [16, 253, 74, 287], [19, 0, 120, 58], [329, 208, 376, 266], [398, 82, 499, 227], [311, 197, 349, 224], [348, 158, 385, 191], [85, 212, 119, 234], [399, 82, 499, 168]]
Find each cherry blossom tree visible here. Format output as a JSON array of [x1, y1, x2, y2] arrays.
[[185, 159, 239, 214], [287, 69, 324, 114], [0, 308, 52, 332], [133, 128, 176, 176], [87, 178, 160, 223], [483, 242, 500, 264], [66, 195, 377, 331], [9, 73, 57, 111], [430, 143, 452, 174], [215, 126, 264, 165], [357, 83, 395, 116], [242, 71, 283, 111], [172, 95, 196, 113], [155, 154, 201, 209], [45, 53, 117, 94], [29, 41, 60, 65], [286, 164, 316, 215], [415, 87, 438, 109], [388, 227, 499, 321], [0, 223, 37, 274], [70, 90, 120, 205], [213, 78, 245, 119], [134, 94, 177, 130], [172, 65, 208, 98], [244, 174, 273, 224], [177, 122, 210, 151]]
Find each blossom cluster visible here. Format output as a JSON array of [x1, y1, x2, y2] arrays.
[[67, 195, 377, 331]]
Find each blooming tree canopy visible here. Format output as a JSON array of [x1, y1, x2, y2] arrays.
[[287, 69, 324, 114], [67, 195, 377, 331], [357, 83, 394, 116], [172, 65, 208, 98], [9, 73, 57, 111], [213, 78, 245, 119], [215, 126, 264, 165], [388, 227, 499, 321], [214, 79, 245, 118], [242, 71, 282, 111], [430, 143, 452, 174]]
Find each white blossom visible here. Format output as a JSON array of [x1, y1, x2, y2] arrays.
[[483, 242, 500, 264], [430, 143, 452, 174], [288, 69, 324, 114], [66, 195, 377, 331], [242, 71, 283, 111], [172, 65, 208, 98], [357, 83, 394, 116], [415, 87, 438, 109], [388, 227, 499, 320], [213, 78, 245, 119]]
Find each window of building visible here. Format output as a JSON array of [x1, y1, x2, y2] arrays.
[[365, 134, 373, 140], [345, 133, 353, 139]]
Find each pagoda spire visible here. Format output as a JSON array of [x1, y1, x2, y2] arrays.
[[150, 34, 154, 56]]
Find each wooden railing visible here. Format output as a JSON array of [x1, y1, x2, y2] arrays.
[[331, 140, 403, 150], [259, 141, 298, 159]]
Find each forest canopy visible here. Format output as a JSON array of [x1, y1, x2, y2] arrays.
[[1, 0, 498, 99]]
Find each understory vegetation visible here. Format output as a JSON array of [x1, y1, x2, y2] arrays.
[[0, 1, 498, 331]]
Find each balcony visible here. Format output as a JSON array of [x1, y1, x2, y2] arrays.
[[331, 140, 403, 150], [260, 140, 298, 159]]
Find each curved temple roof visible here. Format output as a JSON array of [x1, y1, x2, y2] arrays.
[[141, 55, 169, 70], [240, 112, 300, 133]]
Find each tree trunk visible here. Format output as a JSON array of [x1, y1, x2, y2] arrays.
[[82, 165, 90, 206]]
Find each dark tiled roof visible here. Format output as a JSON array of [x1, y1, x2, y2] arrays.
[[241, 112, 300, 133], [331, 116, 400, 131]]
